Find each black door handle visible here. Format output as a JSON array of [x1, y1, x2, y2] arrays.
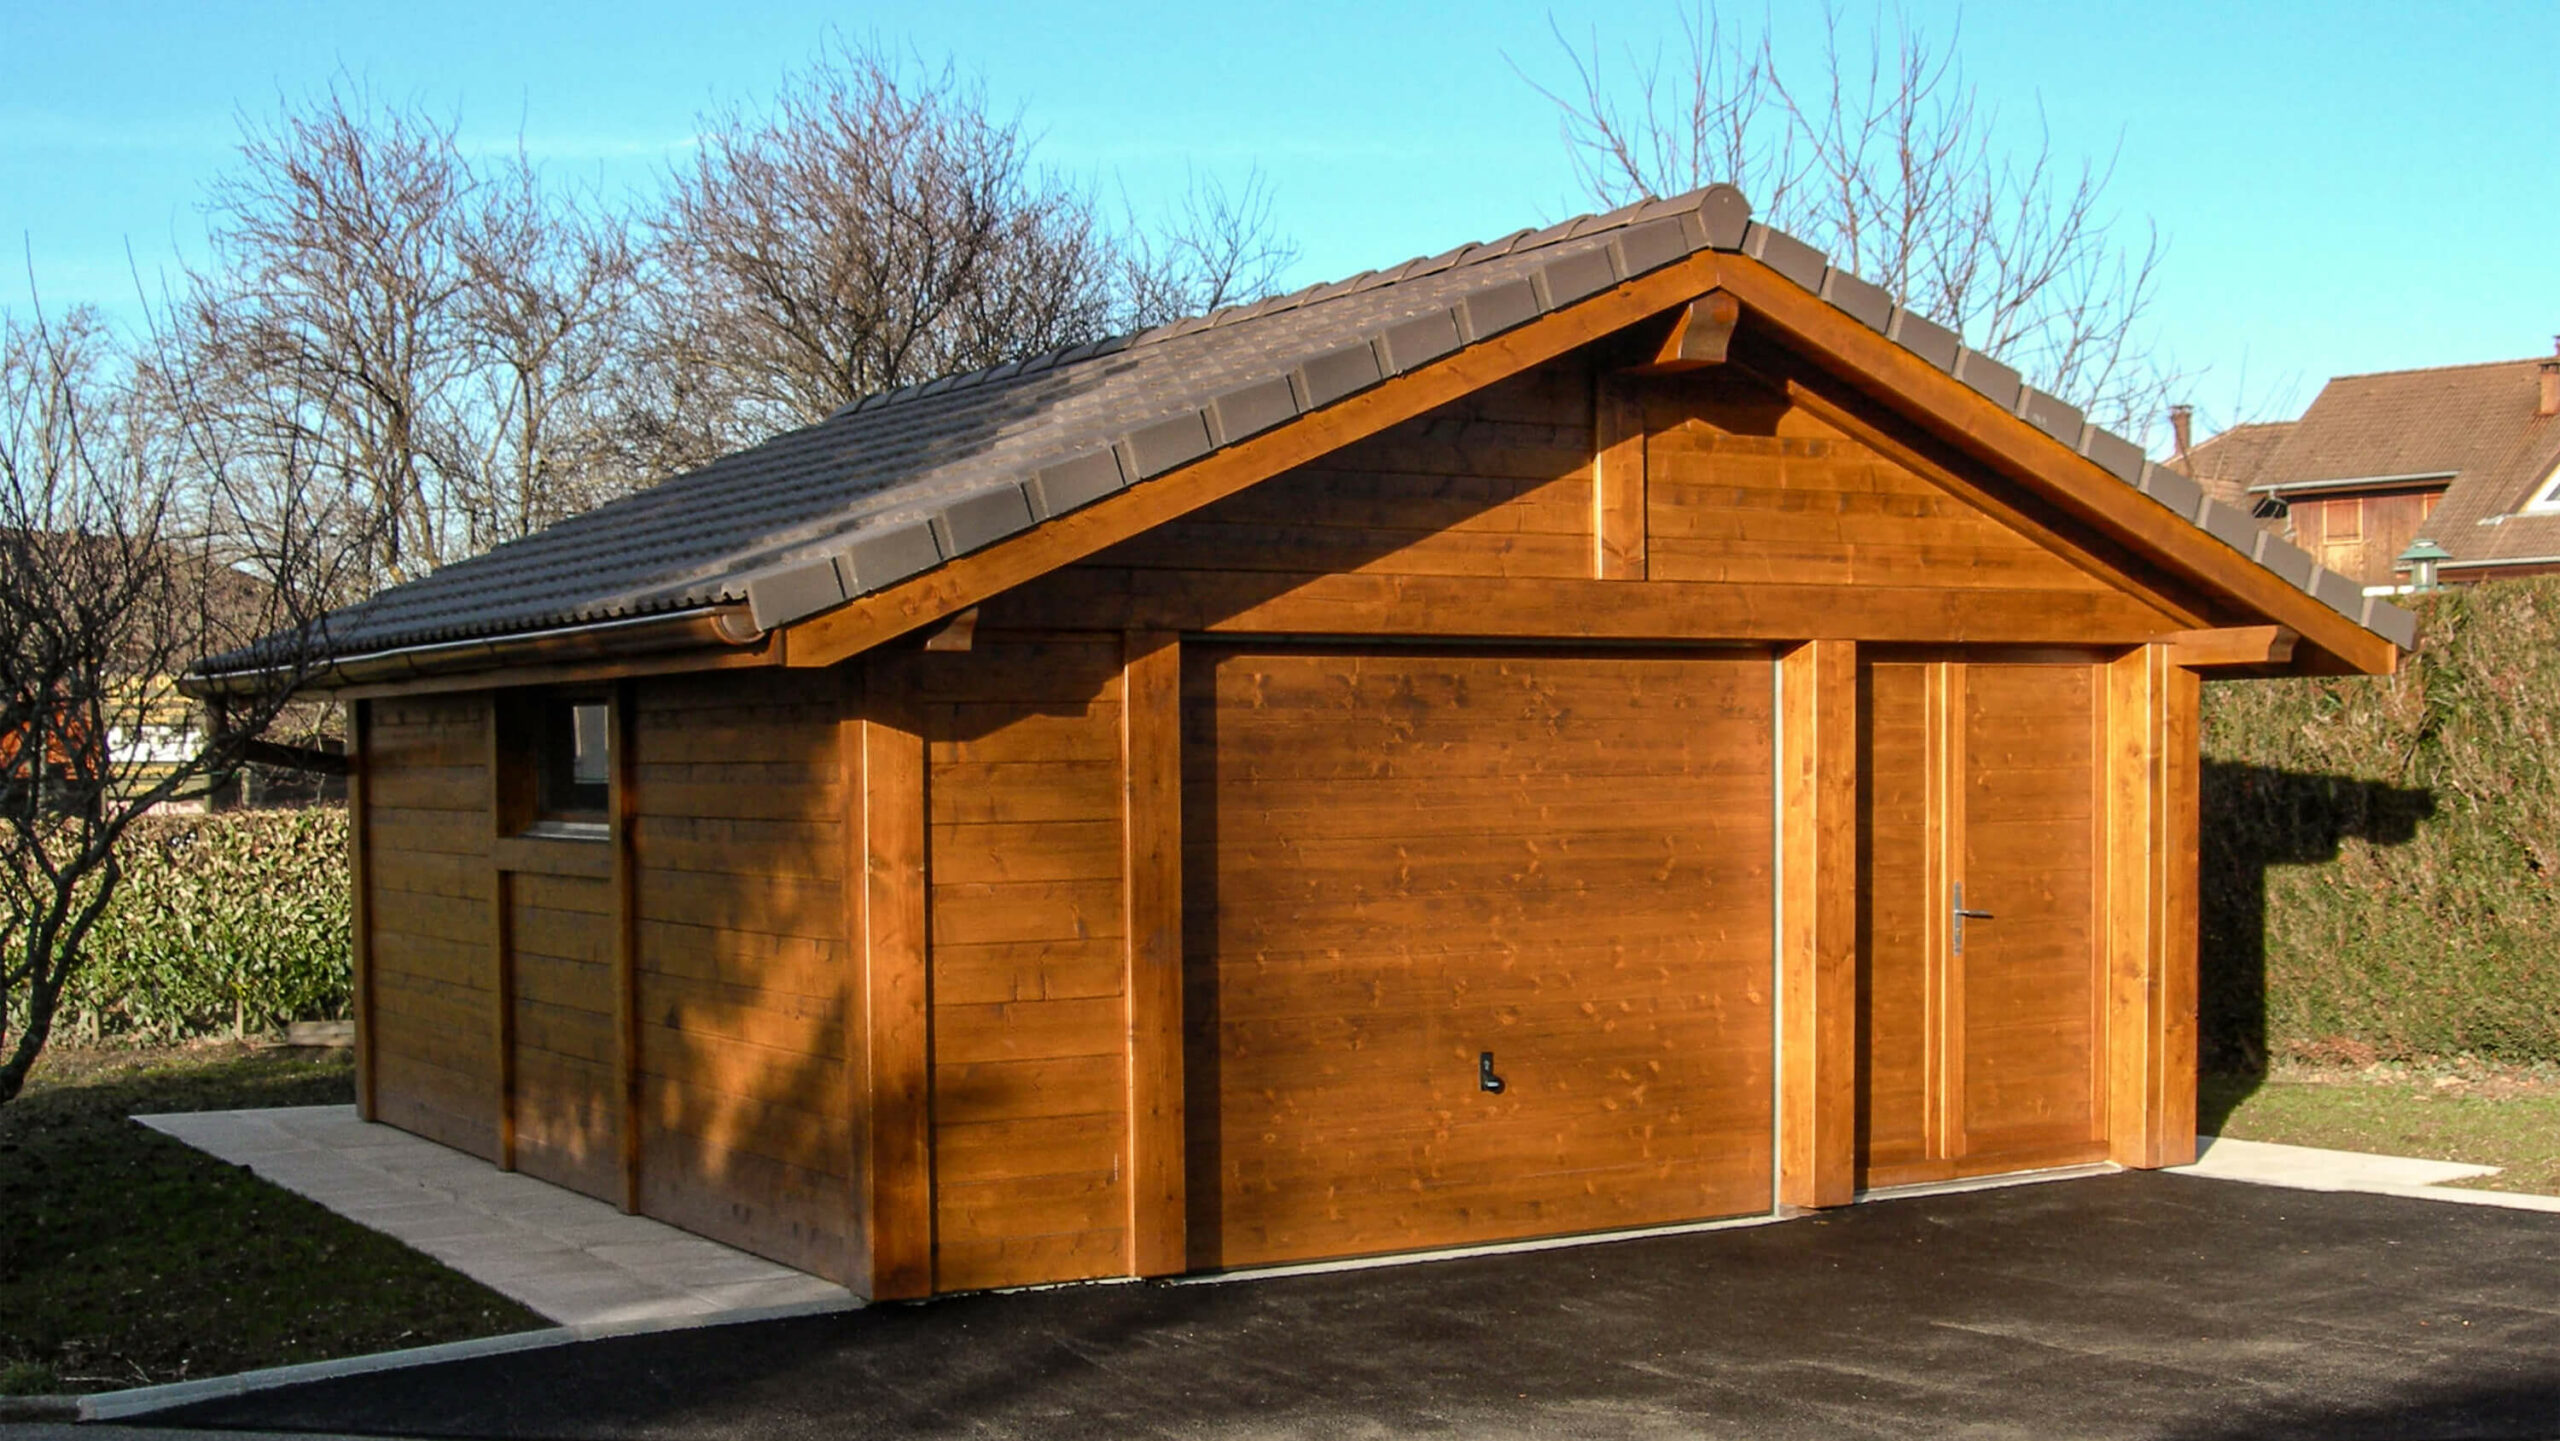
[[1479, 1050, 1506, 1095]]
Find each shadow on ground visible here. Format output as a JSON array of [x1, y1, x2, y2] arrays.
[[147, 1170, 2560, 1441]]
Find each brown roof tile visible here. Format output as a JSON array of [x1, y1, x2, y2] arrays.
[[201, 184, 2410, 672]]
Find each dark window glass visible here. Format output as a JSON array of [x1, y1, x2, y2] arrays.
[[538, 701, 610, 818]]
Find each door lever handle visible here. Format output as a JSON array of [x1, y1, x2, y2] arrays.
[[1952, 883, 1992, 954], [1478, 1050, 1506, 1095]]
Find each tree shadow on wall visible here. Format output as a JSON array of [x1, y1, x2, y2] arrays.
[[2197, 761, 2433, 1130]]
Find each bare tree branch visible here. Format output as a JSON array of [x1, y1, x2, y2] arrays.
[[1523, 2, 2180, 439]]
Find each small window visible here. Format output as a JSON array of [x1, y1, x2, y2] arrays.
[[538, 700, 611, 820]]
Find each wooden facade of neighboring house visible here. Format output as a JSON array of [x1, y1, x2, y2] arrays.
[[196, 186, 2410, 1300], [2179, 345, 2560, 589]]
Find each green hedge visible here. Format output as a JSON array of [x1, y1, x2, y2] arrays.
[[41, 807, 351, 1043], [2202, 578, 2560, 1069]]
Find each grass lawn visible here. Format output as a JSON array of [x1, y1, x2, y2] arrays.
[[2202, 1065, 2560, 1196], [0, 1042, 543, 1397]]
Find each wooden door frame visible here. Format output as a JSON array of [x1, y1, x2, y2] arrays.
[[1851, 645, 2188, 1191]]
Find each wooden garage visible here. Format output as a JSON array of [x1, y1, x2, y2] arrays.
[[194, 184, 2412, 1301]]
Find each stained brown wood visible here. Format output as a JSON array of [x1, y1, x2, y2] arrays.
[[919, 632, 1131, 1293], [490, 835, 615, 879], [2164, 626, 2297, 670], [2103, 645, 2164, 1168], [1121, 631, 1185, 1276], [1708, 254, 2397, 676], [611, 682, 642, 1212], [349, 698, 377, 1121], [1957, 663, 2104, 1161], [1184, 646, 1776, 1270], [1853, 661, 1938, 1183], [1626, 290, 1739, 372], [1856, 658, 2111, 1191], [837, 664, 874, 1292], [779, 249, 1739, 669], [994, 568, 2186, 647], [1594, 373, 1648, 580], [863, 653, 934, 1300], [2160, 664, 2202, 1167], [1779, 639, 1856, 1208]]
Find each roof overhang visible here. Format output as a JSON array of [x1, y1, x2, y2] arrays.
[[2248, 471, 2456, 498], [768, 249, 2400, 678]]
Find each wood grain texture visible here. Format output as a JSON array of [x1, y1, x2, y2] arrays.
[[1184, 646, 1776, 1269], [1854, 661, 1928, 1182], [1779, 640, 1857, 1208], [1122, 632, 1185, 1276], [1957, 664, 2105, 1161], [864, 654, 935, 1299], [917, 631, 1131, 1293], [626, 668, 856, 1283], [994, 569, 2181, 647], [1594, 372, 1648, 580], [611, 682, 641, 1212], [2104, 645, 2163, 1168], [2160, 664, 2202, 1167], [505, 869, 618, 1201], [778, 252, 1739, 669], [349, 698, 377, 1122], [1706, 254, 2396, 676], [1857, 658, 2113, 1191]]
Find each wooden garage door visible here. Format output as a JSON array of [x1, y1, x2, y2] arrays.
[[1183, 646, 1776, 1270]]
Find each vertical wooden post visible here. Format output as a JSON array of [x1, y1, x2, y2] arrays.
[[1121, 631, 1185, 1275], [487, 696, 518, 1170], [837, 664, 874, 1292], [2103, 645, 2201, 1169], [2160, 663, 2203, 1165], [348, 698, 376, 1122], [1920, 662, 1953, 1164], [610, 682, 642, 1212], [862, 653, 934, 1300], [1593, 373, 1648, 580], [1778, 639, 1857, 1208]]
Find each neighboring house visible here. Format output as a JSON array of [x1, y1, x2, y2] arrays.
[[193, 185, 2407, 1302], [2179, 346, 2560, 590]]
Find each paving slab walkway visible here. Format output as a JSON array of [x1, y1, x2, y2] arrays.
[[2174, 1133, 2560, 1211], [138, 1106, 856, 1327]]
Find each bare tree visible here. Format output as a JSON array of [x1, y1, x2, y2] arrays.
[[1116, 169, 1302, 330], [1526, 4, 2177, 437], [178, 85, 642, 588], [0, 304, 364, 1105], [643, 41, 1119, 452], [452, 151, 643, 549]]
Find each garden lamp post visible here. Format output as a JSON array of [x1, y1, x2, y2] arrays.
[[2397, 538, 2450, 593]]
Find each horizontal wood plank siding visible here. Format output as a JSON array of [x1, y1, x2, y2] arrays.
[[1644, 372, 2114, 593], [365, 693, 498, 1159], [507, 869, 619, 1201], [630, 669, 854, 1282], [921, 630, 1133, 1292]]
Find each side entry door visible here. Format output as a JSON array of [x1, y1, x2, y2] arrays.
[[1857, 656, 2109, 1190]]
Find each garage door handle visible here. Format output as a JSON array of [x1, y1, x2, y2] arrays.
[[1479, 1051, 1506, 1095]]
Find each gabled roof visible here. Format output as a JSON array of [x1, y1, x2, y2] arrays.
[[2174, 421, 2294, 507], [199, 184, 2415, 680], [2237, 356, 2560, 567]]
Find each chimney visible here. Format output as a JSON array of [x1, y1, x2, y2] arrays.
[[2540, 337, 2560, 418], [2170, 403, 2194, 460]]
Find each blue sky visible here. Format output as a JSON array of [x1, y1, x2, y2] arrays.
[[4, 1, 2554, 439]]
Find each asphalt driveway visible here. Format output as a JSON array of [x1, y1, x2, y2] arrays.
[[143, 1171, 2560, 1440]]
